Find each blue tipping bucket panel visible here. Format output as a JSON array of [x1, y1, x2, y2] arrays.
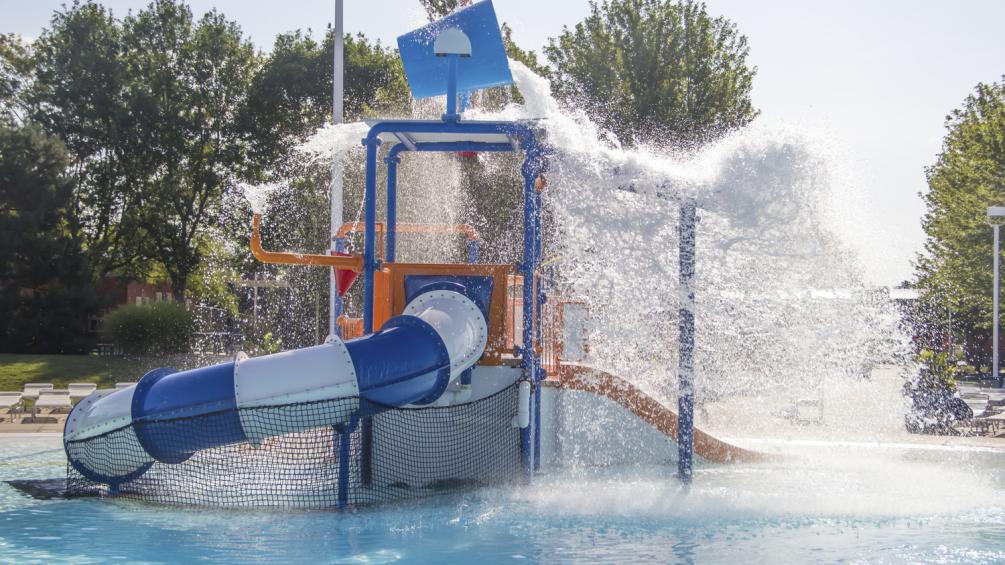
[[131, 363, 246, 463], [396, 0, 513, 98], [403, 275, 494, 322], [348, 315, 451, 407]]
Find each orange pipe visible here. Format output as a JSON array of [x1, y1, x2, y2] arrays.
[[250, 214, 364, 272], [336, 222, 480, 241]]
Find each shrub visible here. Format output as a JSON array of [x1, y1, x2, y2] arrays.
[[104, 302, 194, 355]]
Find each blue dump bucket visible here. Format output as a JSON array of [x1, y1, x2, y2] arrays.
[[397, 0, 513, 98]]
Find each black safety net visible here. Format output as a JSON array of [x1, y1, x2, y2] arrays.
[[65, 384, 521, 508]]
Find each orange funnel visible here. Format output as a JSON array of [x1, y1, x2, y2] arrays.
[[332, 251, 359, 296]]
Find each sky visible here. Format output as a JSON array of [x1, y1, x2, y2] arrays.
[[4, 0, 1005, 286]]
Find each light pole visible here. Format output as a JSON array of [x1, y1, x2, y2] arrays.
[[328, 0, 345, 340], [988, 206, 1005, 387]]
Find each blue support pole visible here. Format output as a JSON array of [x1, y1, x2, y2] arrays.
[[519, 160, 538, 483], [532, 189, 544, 471], [444, 56, 459, 121], [362, 138, 380, 334], [677, 199, 697, 485], [336, 415, 360, 509], [518, 145, 546, 482], [385, 154, 400, 263]]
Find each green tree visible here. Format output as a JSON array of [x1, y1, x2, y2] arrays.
[[30, 3, 146, 279], [0, 34, 32, 124], [544, 0, 758, 149], [916, 78, 1005, 362], [32, 1, 260, 299], [241, 30, 409, 174], [120, 1, 258, 299], [418, 0, 468, 21], [0, 123, 99, 353]]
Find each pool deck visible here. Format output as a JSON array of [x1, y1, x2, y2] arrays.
[[726, 432, 1005, 452], [0, 415, 66, 433], [6, 413, 1005, 452]]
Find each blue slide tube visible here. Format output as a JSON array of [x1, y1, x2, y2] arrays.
[[65, 287, 488, 485]]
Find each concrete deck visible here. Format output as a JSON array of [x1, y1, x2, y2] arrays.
[[0, 412, 67, 433]]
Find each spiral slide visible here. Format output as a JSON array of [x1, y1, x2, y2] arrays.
[[64, 285, 489, 485]]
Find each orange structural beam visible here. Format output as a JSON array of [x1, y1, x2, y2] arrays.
[[336, 222, 479, 241], [250, 214, 364, 272]]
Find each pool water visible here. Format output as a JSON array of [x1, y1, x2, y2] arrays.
[[2, 435, 1005, 564]]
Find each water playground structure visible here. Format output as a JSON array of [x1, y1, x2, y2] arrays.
[[61, 1, 760, 508]]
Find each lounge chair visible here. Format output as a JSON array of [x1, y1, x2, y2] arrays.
[[0, 392, 23, 422], [983, 412, 1005, 435], [966, 398, 990, 413], [22, 383, 53, 401], [115, 382, 137, 390], [32, 391, 71, 418], [68, 383, 98, 402], [986, 392, 1005, 407]]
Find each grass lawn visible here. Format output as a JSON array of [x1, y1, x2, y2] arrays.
[[0, 354, 159, 391]]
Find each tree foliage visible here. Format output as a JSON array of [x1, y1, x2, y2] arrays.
[[916, 78, 1005, 355], [30, 3, 144, 279], [241, 30, 409, 174], [0, 122, 99, 353], [0, 34, 32, 124], [544, 0, 757, 149], [121, 1, 257, 299], [30, 0, 259, 298], [418, 0, 468, 21]]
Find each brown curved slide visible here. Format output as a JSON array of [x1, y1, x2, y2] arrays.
[[556, 364, 768, 463]]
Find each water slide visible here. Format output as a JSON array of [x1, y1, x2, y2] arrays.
[[64, 285, 489, 485], [556, 364, 765, 463]]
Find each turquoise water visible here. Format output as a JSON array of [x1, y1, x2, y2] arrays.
[[2, 435, 1005, 564]]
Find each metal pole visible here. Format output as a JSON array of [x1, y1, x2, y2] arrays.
[[519, 152, 540, 483], [386, 156, 399, 262], [677, 199, 696, 485], [995, 224, 1001, 387], [328, 0, 345, 340], [445, 56, 459, 120], [362, 138, 379, 334]]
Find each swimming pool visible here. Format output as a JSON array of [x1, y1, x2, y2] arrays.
[[1, 434, 1004, 564]]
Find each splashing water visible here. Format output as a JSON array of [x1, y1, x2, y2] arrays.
[[239, 181, 281, 215], [296, 121, 371, 165], [242, 60, 911, 440], [473, 61, 913, 441]]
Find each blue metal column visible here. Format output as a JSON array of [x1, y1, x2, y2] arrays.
[[362, 138, 380, 334], [336, 415, 359, 509], [444, 56, 459, 121], [519, 156, 538, 483], [677, 199, 697, 484], [532, 187, 544, 471], [385, 154, 400, 263]]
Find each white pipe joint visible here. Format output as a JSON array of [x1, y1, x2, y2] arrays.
[[403, 289, 488, 381]]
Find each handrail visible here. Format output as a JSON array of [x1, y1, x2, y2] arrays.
[[336, 222, 479, 241], [250, 214, 364, 272]]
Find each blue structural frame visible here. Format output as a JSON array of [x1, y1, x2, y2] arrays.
[[359, 118, 547, 483]]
